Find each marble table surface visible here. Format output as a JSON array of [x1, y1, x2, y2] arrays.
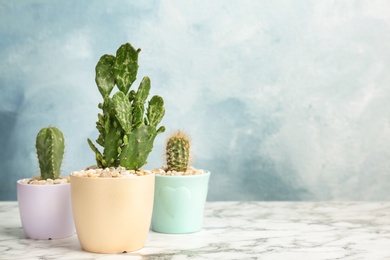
[[1, 201, 390, 259]]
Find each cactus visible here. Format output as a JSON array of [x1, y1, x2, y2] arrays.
[[165, 131, 191, 172], [88, 43, 165, 170], [36, 127, 65, 180]]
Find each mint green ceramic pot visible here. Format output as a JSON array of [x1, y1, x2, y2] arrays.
[[151, 171, 210, 234]]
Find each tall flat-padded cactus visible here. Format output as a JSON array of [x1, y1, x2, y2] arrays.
[[88, 43, 165, 170], [36, 127, 65, 180], [166, 131, 191, 172]]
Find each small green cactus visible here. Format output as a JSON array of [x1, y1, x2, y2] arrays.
[[88, 43, 165, 170], [36, 127, 65, 180], [166, 131, 191, 172]]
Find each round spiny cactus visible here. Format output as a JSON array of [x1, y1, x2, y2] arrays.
[[166, 131, 191, 172]]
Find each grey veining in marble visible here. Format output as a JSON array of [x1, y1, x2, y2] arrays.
[[1, 201, 390, 259]]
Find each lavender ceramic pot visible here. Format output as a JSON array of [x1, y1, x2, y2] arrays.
[[17, 180, 75, 239]]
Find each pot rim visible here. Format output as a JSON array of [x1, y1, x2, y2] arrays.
[[155, 170, 210, 179], [70, 172, 155, 181], [17, 179, 70, 186]]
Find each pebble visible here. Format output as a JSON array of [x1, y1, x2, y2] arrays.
[[151, 166, 205, 176]]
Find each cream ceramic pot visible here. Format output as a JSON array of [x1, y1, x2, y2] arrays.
[[70, 174, 155, 254], [17, 180, 75, 239]]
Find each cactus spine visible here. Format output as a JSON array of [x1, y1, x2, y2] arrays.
[[36, 127, 65, 180], [88, 43, 165, 170], [166, 131, 191, 172]]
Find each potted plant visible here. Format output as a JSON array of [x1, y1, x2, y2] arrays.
[[17, 126, 75, 239], [70, 42, 165, 254], [151, 131, 211, 234]]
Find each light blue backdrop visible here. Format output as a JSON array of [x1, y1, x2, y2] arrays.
[[1, 1, 390, 201]]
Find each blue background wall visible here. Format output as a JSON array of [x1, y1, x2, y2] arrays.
[[1, 1, 390, 201]]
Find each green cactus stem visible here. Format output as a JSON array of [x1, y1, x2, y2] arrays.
[[95, 54, 115, 98], [88, 42, 165, 170], [119, 125, 157, 170], [114, 43, 140, 94], [112, 91, 132, 134], [166, 131, 191, 172], [36, 127, 65, 180]]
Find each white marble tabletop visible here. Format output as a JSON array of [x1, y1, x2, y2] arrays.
[[1, 201, 390, 259]]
